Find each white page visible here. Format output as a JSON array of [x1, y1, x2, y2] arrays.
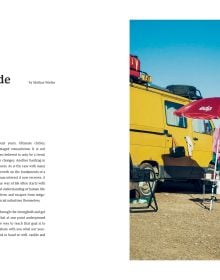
[[0, 1, 76, 279]]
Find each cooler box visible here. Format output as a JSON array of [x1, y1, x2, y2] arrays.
[[130, 55, 140, 78]]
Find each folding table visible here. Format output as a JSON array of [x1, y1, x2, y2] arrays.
[[201, 178, 217, 211]]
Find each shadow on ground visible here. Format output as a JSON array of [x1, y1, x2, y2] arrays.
[[156, 180, 212, 194]]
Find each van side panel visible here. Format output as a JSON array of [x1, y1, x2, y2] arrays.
[[191, 124, 213, 167], [130, 85, 166, 166]]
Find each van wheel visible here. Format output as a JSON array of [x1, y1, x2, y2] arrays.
[[139, 163, 156, 196]]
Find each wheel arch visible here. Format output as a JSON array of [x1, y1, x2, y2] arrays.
[[139, 160, 160, 176]]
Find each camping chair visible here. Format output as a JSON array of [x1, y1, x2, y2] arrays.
[[130, 156, 158, 212]]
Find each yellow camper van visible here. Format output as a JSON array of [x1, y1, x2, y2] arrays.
[[130, 56, 214, 186]]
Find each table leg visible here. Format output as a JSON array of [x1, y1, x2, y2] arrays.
[[210, 183, 215, 211], [203, 182, 205, 203]]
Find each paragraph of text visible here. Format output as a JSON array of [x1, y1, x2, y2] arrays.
[[0, 141, 46, 203]]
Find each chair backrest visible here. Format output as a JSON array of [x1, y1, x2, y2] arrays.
[[130, 155, 135, 180], [130, 155, 152, 182]]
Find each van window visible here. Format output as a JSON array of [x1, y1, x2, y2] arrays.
[[165, 101, 187, 128], [192, 119, 213, 135]]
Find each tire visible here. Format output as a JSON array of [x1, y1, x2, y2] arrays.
[[138, 163, 156, 196]]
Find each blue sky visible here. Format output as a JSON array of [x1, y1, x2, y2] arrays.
[[130, 20, 220, 98]]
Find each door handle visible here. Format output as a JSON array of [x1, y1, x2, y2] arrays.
[[193, 137, 198, 141], [164, 130, 172, 137]]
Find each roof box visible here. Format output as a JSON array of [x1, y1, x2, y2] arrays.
[[166, 85, 202, 100]]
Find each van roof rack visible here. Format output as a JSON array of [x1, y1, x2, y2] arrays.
[[130, 70, 152, 85], [166, 84, 203, 100]]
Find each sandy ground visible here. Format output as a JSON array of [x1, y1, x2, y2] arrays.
[[130, 190, 220, 260]]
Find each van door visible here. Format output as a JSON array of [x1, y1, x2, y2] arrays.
[[162, 99, 194, 179], [164, 100, 189, 154], [191, 119, 213, 168]]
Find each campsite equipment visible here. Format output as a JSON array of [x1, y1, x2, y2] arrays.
[[217, 180, 220, 194], [130, 156, 158, 212], [201, 178, 217, 211], [166, 84, 202, 100], [174, 97, 220, 120], [130, 55, 140, 79], [129, 54, 152, 84]]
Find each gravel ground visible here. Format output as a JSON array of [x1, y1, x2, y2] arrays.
[[130, 191, 220, 260]]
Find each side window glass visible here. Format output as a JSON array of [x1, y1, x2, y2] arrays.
[[192, 119, 205, 133], [165, 101, 187, 128], [193, 119, 213, 135], [204, 120, 213, 135]]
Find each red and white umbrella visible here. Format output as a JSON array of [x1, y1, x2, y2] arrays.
[[174, 97, 220, 119]]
